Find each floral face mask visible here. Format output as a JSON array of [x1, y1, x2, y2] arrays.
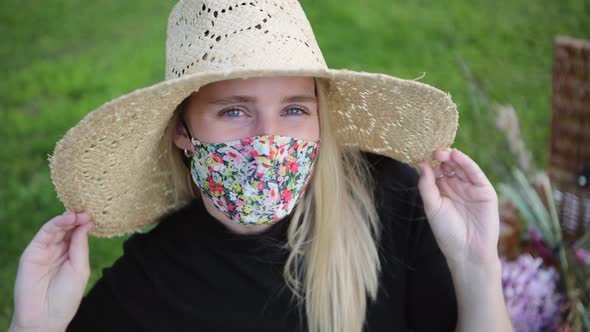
[[182, 120, 320, 225]]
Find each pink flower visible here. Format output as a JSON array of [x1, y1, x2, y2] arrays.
[[212, 153, 223, 164], [527, 228, 554, 264], [240, 137, 254, 145], [281, 189, 292, 202], [286, 160, 299, 174], [574, 248, 590, 265], [207, 177, 223, 195]]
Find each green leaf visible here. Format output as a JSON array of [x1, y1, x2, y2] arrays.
[[575, 230, 590, 250], [536, 173, 563, 243], [512, 168, 557, 246]]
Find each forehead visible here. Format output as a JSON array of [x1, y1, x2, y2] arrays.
[[195, 76, 316, 98]]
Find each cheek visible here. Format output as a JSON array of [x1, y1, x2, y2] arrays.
[[190, 112, 229, 143], [300, 109, 320, 141], [277, 113, 320, 141], [303, 115, 320, 141]]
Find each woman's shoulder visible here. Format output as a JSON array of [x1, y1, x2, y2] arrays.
[[148, 200, 200, 235], [359, 151, 436, 261], [118, 199, 201, 256], [359, 151, 422, 215], [361, 151, 421, 191]]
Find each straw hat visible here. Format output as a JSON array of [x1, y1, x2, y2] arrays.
[[48, 0, 458, 237]]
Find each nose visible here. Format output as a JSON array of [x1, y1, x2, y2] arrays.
[[252, 112, 278, 137]]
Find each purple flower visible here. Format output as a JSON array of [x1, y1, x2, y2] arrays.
[[574, 248, 590, 266], [501, 254, 564, 332]]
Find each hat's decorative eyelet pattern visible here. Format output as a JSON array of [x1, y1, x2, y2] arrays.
[[168, 0, 323, 79], [49, 0, 459, 236]]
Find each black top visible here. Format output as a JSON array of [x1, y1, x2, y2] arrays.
[[67, 152, 457, 332]]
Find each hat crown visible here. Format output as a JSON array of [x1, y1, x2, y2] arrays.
[[165, 0, 328, 80]]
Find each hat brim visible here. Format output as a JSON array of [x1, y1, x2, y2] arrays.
[[49, 67, 457, 237]]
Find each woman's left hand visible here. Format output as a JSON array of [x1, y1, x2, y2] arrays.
[[417, 148, 500, 267]]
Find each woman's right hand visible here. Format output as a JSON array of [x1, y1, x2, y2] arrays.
[[9, 211, 94, 332]]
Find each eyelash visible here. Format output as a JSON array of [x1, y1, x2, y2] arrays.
[[219, 106, 308, 118]]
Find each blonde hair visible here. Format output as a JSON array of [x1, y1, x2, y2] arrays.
[[163, 77, 382, 332]]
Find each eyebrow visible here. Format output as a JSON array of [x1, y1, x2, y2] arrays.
[[207, 95, 317, 105]]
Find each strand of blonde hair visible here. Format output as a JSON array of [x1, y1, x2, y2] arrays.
[[163, 77, 382, 332]]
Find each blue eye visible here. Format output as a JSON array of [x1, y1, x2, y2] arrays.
[[284, 107, 307, 116], [221, 108, 245, 117]]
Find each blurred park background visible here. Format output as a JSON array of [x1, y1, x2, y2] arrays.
[[0, 0, 588, 328]]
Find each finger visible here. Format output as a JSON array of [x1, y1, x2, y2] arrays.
[[31, 211, 77, 247], [64, 212, 93, 243], [52, 212, 82, 245], [433, 165, 445, 179], [438, 161, 468, 182], [445, 160, 468, 182], [432, 148, 453, 163], [450, 149, 491, 186], [437, 176, 462, 201], [69, 222, 93, 276], [432, 149, 455, 179], [75, 211, 93, 225], [418, 161, 442, 217], [439, 162, 454, 177]]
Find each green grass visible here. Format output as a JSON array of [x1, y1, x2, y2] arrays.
[[0, 0, 588, 328]]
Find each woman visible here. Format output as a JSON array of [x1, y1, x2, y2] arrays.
[[9, 0, 513, 331]]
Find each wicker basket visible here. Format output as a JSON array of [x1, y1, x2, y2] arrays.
[[548, 36, 590, 242]]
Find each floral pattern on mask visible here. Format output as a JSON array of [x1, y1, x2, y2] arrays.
[[189, 135, 320, 225]]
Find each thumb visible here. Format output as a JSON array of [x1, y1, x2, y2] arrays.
[[68, 222, 93, 276], [417, 161, 442, 218]]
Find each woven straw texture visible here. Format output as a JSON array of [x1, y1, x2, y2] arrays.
[[49, 0, 458, 237], [549, 36, 590, 240]]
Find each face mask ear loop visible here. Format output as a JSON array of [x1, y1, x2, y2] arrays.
[[180, 118, 196, 169], [181, 118, 195, 143]]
